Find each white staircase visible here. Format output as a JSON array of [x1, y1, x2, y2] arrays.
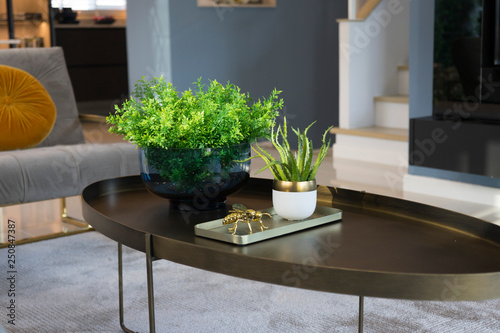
[[332, 64, 409, 192], [332, 65, 409, 167], [332, 0, 410, 179]]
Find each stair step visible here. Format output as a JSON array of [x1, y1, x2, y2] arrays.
[[333, 158, 406, 194], [330, 126, 408, 141], [332, 128, 408, 167], [373, 95, 408, 103], [374, 96, 409, 129]]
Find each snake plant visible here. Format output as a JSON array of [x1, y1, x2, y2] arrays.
[[249, 118, 333, 182]]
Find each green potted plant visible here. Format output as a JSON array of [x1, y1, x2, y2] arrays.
[[107, 76, 283, 210], [247, 117, 333, 220]]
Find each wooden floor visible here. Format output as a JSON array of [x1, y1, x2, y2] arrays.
[[2, 118, 500, 245]]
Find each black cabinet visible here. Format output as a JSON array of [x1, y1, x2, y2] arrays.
[[410, 116, 500, 178], [410, 0, 500, 180], [55, 27, 128, 107]]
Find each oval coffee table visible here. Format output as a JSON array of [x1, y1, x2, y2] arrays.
[[82, 176, 500, 333]]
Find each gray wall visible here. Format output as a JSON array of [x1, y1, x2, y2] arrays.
[[127, 0, 347, 146], [126, 0, 172, 91]]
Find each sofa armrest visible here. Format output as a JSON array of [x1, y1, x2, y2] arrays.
[[0, 143, 139, 205]]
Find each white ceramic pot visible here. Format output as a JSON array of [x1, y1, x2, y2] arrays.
[[272, 179, 317, 220]]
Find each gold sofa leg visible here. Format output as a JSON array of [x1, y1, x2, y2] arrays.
[[60, 197, 93, 229], [0, 198, 93, 248]]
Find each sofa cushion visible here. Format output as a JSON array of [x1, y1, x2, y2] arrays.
[[0, 47, 85, 147], [0, 65, 56, 150], [0, 142, 139, 205]]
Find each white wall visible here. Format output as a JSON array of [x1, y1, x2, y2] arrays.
[[339, 0, 410, 129]]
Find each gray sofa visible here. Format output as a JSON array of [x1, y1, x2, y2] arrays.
[[0, 47, 139, 206]]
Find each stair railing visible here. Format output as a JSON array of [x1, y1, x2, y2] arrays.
[[349, 0, 383, 20]]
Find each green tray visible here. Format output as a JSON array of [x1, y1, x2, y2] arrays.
[[194, 205, 342, 245]]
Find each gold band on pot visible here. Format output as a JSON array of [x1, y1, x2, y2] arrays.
[[273, 179, 317, 192]]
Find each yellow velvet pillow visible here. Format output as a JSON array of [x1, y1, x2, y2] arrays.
[[0, 65, 56, 151]]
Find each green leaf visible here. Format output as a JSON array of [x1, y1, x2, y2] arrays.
[[254, 160, 283, 175], [107, 76, 283, 149], [250, 117, 333, 182]]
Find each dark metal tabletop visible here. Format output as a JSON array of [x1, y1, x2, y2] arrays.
[[82, 176, 500, 301]]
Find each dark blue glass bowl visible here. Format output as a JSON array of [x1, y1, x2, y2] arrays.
[[139, 143, 250, 210]]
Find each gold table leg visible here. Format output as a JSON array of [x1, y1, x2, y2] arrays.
[[119, 236, 363, 333], [118, 243, 138, 333], [145, 234, 156, 333], [118, 235, 156, 333], [358, 296, 364, 333]]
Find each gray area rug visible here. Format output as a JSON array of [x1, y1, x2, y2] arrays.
[[0, 231, 499, 333]]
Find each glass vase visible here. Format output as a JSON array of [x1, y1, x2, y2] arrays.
[[139, 142, 250, 210]]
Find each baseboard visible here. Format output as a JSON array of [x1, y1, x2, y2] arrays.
[[404, 174, 500, 207]]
